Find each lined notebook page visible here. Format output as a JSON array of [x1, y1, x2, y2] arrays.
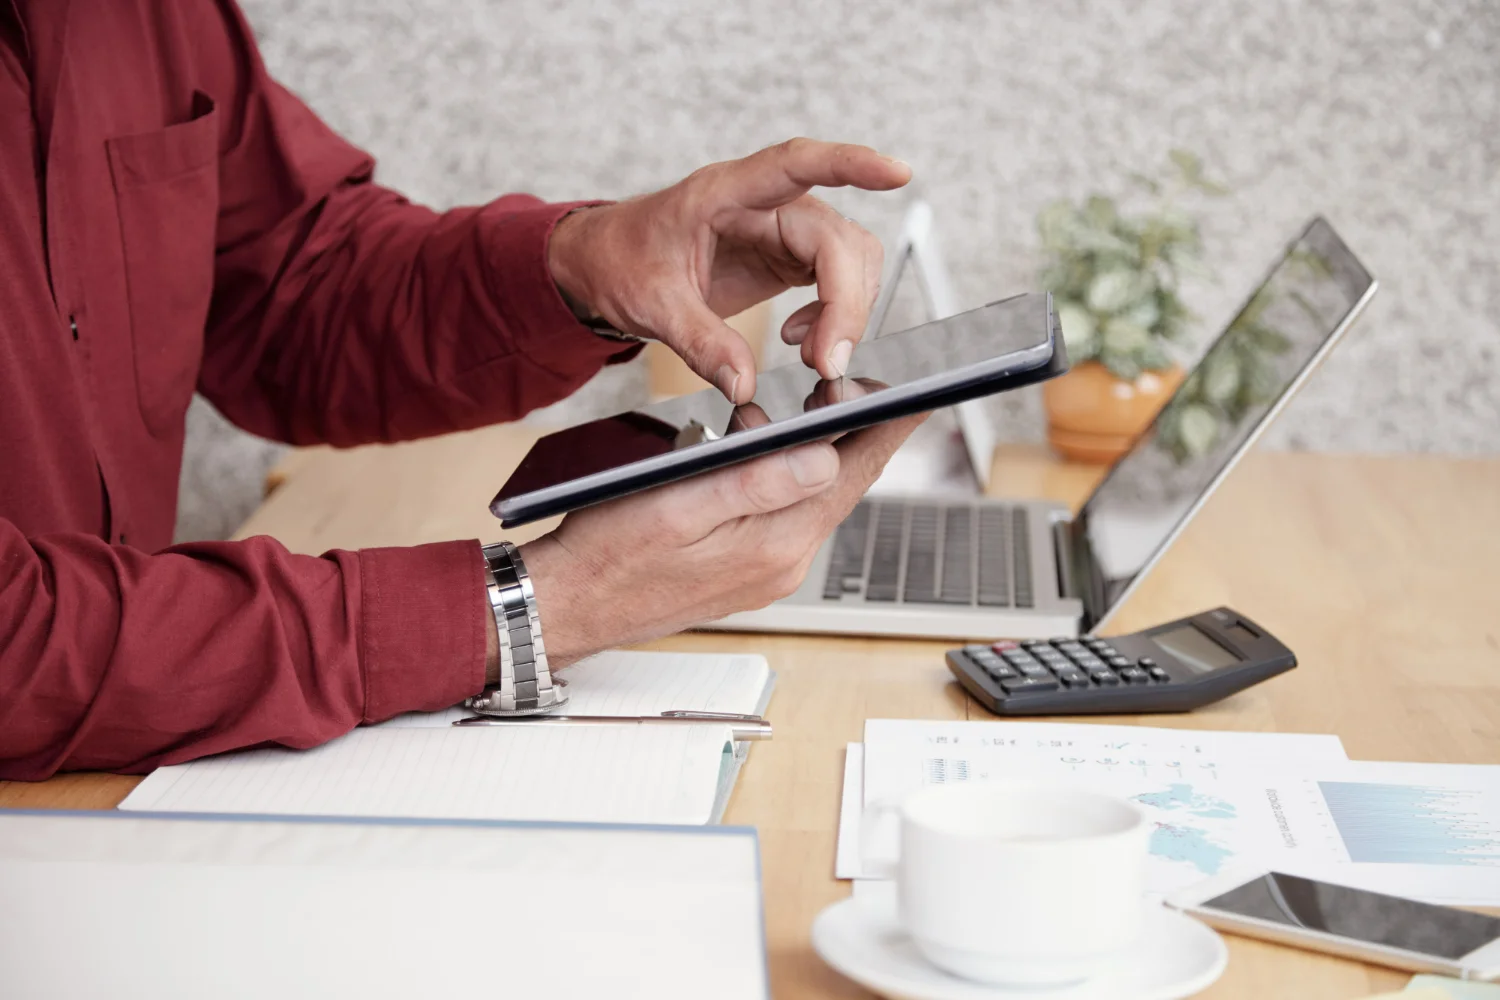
[[379, 650, 771, 728], [120, 724, 730, 825]]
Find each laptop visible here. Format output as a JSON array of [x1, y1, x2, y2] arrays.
[[713, 213, 1377, 640]]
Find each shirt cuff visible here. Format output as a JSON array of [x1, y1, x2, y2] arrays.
[[356, 540, 488, 723], [474, 197, 644, 376]]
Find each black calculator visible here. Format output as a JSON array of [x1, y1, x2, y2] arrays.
[[947, 607, 1296, 716]]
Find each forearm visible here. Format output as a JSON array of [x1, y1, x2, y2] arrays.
[[201, 183, 638, 447], [0, 521, 487, 779]]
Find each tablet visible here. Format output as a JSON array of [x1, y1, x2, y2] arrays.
[[491, 292, 1064, 526]]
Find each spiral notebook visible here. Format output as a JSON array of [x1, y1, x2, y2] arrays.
[[120, 650, 774, 825]]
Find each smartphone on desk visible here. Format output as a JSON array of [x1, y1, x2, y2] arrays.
[[1168, 869, 1500, 980]]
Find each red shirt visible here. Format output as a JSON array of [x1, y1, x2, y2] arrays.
[[0, 0, 635, 779]]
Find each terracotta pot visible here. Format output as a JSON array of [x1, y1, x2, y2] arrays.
[[1042, 360, 1185, 464]]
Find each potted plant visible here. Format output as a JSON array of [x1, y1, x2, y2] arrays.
[[1037, 151, 1226, 463]]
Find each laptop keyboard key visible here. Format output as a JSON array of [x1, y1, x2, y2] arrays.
[[902, 505, 942, 603], [822, 502, 873, 599], [1012, 508, 1033, 607], [864, 504, 905, 602], [977, 507, 1011, 607], [939, 505, 974, 604]]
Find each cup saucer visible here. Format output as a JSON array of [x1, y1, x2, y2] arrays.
[[811, 893, 1227, 1000]]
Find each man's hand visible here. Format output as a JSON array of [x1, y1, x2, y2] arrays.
[[547, 138, 912, 403], [520, 412, 926, 667]]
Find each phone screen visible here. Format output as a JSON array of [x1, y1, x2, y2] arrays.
[[1203, 871, 1500, 959]]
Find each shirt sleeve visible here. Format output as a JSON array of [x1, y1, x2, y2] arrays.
[[195, 1, 639, 446], [0, 519, 488, 779]]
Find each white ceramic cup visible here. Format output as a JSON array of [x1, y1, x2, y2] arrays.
[[863, 781, 1149, 986]]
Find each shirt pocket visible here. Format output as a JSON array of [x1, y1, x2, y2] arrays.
[[106, 91, 220, 437]]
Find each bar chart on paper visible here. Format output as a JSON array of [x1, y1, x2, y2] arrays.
[[1262, 764, 1500, 905], [1319, 781, 1500, 866]]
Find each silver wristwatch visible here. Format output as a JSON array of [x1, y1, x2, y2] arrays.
[[466, 541, 567, 716]]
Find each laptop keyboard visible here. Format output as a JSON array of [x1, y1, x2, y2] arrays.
[[821, 500, 1035, 608]]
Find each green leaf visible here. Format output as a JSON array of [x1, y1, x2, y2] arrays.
[[1137, 340, 1172, 371], [1056, 303, 1099, 359], [1123, 296, 1161, 332], [1201, 352, 1241, 405], [1037, 200, 1077, 251], [1086, 270, 1139, 313], [1169, 148, 1203, 181], [1176, 403, 1221, 457], [1084, 195, 1118, 229], [1100, 350, 1142, 382], [1102, 317, 1151, 355]]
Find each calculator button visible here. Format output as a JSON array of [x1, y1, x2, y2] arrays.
[[1149, 667, 1170, 682], [988, 665, 1018, 680], [1058, 671, 1090, 688], [1001, 676, 1060, 695], [964, 645, 990, 656], [1084, 638, 1109, 651], [1002, 648, 1032, 662], [992, 641, 1020, 653], [1048, 637, 1072, 646], [1021, 639, 1050, 650], [1107, 656, 1131, 669], [1036, 650, 1068, 665], [1093, 644, 1119, 659], [1137, 657, 1157, 669], [1019, 664, 1052, 679], [1090, 671, 1120, 686], [1120, 667, 1150, 684], [1072, 654, 1106, 670]]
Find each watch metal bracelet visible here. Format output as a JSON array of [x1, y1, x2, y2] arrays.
[[467, 541, 566, 717]]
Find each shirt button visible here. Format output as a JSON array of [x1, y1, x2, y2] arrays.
[[69, 315, 79, 340]]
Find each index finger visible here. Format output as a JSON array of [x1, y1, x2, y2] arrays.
[[717, 138, 912, 211]]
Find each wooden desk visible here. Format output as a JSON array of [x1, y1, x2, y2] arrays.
[[5, 423, 1500, 999]]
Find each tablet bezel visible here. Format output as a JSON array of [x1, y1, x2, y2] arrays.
[[491, 292, 1063, 527]]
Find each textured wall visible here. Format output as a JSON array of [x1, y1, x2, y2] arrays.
[[175, 0, 1500, 541]]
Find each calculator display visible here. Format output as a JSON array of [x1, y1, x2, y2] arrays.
[[1153, 624, 1239, 673]]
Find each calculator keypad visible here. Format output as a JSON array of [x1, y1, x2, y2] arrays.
[[962, 637, 1170, 694]]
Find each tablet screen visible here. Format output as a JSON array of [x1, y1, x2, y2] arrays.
[[495, 293, 1053, 509]]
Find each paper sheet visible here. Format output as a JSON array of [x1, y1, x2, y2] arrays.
[[121, 723, 731, 825], [1406, 975, 1500, 998], [378, 649, 771, 727], [835, 743, 865, 879], [1254, 761, 1500, 905], [838, 720, 1350, 889]]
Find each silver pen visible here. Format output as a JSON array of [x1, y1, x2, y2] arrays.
[[452, 710, 772, 741]]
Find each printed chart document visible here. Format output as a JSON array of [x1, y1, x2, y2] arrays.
[[122, 650, 773, 826], [1252, 761, 1500, 906], [0, 810, 768, 1000], [842, 720, 1350, 891]]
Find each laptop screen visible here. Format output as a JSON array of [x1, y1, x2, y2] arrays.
[[1068, 218, 1376, 631]]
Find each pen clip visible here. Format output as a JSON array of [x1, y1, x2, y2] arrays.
[[660, 711, 764, 722]]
